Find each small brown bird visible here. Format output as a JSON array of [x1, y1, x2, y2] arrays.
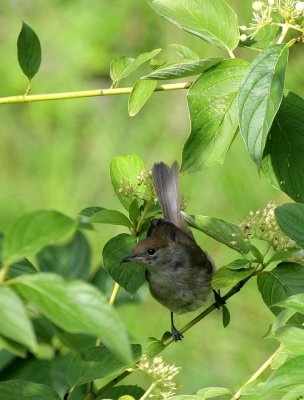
[[123, 162, 214, 341]]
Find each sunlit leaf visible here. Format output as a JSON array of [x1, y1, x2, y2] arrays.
[[169, 43, 200, 60], [212, 267, 254, 290], [128, 79, 157, 116]]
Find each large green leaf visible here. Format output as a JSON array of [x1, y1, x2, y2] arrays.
[[0, 286, 36, 348], [262, 93, 304, 203], [143, 58, 221, 80], [238, 44, 289, 167], [103, 234, 146, 294], [277, 293, 304, 315], [88, 208, 132, 228], [257, 262, 304, 323], [128, 79, 157, 117], [17, 22, 41, 81], [212, 267, 254, 290], [0, 380, 61, 400], [182, 59, 248, 172], [96, 385, 145, 400], [0, 336, 26, 358], [37, 231, 91, 280], [110, 49, 161, 85], [273, 325, 304, 357], [67, 344, 141, 387], [3, 210, 77, 264], [150, 0, 239, 53], [9, 273, 132, 363], [184, 213, 249, 254], [275, 203, 304, 247], [110, 154, 145, 211]]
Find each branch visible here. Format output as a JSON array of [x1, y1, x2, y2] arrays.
[[96, 273, 254, 395], [0, 82, 192, 105]]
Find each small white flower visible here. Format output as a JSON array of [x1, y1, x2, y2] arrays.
[[268, 0, 275, 5], [295, 1, 304, 11], [240, 25, 247, 30], [252, 1, 264, 11], [240, 34, 247, 41]]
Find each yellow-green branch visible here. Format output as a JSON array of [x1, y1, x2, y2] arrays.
[[0, 82, 192, 105]]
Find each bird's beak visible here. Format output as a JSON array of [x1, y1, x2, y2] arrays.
[[121, 255, 136, 263]]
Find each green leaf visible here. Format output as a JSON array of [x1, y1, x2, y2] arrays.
[[225, 259, 252, 270], [67, 344, 141, 387], [277, 293, 304, 315], [110, 49, 161, 85], [150, 0, 239, 52], [128, 79, 157, 116], [96, 385, 145, 400], [0, 380, 61, 400], [238, 44, 289, 167], [129, 199, 140, 226], [184, 213, 249, 254], [169, 43, 200, 60], [143, 58, 221, 80], [262, 92, 304, 203], [8, 258, 37, 279], [0, 336, 26, 358], [262, 356, 304, 396], [273, 325, 304, 357], [36, 231, 91, 280], [145, 337, 166, 358], [0, 286, 36, 348], [222, 305, 230, 328], [10, 273, 132, 363], [182, 59, 248, 172], [103, 234, 146, 294], [257, 262, 304, 323], [56, 331, 96, 353], [212, 267, 254, 290], [89, 208, 132, 228], [275, 203, 304, 247], [268, 247, 300, 263], [196, 387, 232, 398], [249, 244, 264, 264], [110, 154, 145, 211], [281, 385, 304, 400], [17, 22, 42, 81], [3, 210, 77, 264]]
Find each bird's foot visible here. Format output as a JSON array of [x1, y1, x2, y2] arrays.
[[172, 326, 184, 342], [213, 289, 226, 309]]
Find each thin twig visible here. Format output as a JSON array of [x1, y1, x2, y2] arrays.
[[0, 82, 192, 105]]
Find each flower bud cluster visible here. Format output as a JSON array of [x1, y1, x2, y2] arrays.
[[239, 0, 304, 42], [138, 355, 181, 398], [240, 201, 297, 251], [118, 169, 156, 202]]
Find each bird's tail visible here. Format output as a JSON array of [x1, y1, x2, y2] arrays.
[[152, 161, 191, 235]]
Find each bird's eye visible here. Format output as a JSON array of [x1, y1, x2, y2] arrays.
[[147, 248, 155, 255]]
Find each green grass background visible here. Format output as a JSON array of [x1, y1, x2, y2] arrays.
[[1, 0, 304, 395]]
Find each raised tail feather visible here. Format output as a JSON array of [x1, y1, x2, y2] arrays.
[[152, 161, 192, 236]]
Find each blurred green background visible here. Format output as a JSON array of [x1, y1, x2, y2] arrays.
[[1, 0, 304, 395]]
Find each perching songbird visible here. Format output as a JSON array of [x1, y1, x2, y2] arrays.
[[122, 162, 214, 341]]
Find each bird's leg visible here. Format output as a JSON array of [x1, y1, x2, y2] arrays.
[[170, 311, 183, 341], [213, 289, 226, 309]]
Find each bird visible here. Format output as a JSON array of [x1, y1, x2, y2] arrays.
[[122, 161, 214, 341]]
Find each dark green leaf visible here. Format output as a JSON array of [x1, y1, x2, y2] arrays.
[[128, 79, 157, 116], [257, 262, 304, 324], [143, 58, 221, 80], [212, 267, 254, 290], [110, 154, 145, 211], [96, 385, 145, 400], [56, 331, 96, 353], [262, 92, 304, 202], [129, 199, 140, 226], [169, 43, 200, 60], [110, 49, 161, 84], [238, 44, 289, 167], [3, 210, 77, 264], [222, 305, 230, 328], [8, 258, 37, 279], [184, 213, 249, 254], [79, 206, 103, 218], [103, 234, 146, 294], [182, 59, 248, 172], [226, 259, 252, 270], [17, 22, 41, 80], [0, 380, 61, 400], [37, 231, 91, 280], [275, 203, 304, 247], [89, 208, 132, 228], [0, 286, 36, 348], [150, 0, 239, 52], [66, 344, 141, 387], [0, 336, 26, 358], [10, 273, 132, 363], [249, 245, 264, 263]]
